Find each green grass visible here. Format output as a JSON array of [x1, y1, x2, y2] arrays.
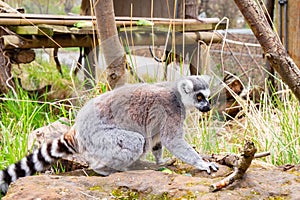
[[0, 88, 71, 169], [1, 48, 300, 172], [0, 57, 82, 170], [252, 87, 300, 165], [0, 53, 109, 172]]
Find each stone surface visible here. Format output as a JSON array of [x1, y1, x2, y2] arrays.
[[3, 165, 300, 199], [6, 119, 298, 199], [28, 117, 70, 149]]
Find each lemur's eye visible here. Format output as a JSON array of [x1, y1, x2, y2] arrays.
[[197, 95, 203, 101]]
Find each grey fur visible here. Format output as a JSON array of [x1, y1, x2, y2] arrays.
[[75, 75, 218, 175], [0, 75, 218, 196]]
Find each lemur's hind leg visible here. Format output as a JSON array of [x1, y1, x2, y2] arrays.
[[152, 142, 175, 166], [80, 128, 145, 175]]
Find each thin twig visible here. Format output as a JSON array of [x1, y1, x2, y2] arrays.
[[210, 141, 257, 192], [254, 151, 270, 159]]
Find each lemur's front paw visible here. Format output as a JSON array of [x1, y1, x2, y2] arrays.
[[198, 161, 219, 175]]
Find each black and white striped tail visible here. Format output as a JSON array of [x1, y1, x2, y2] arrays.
[[0, 133, 77, 196]]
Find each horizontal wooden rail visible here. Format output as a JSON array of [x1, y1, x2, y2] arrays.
[[2, 31, 222, 49], [0, 13, 224, 49], [0, 13, 225, 32]]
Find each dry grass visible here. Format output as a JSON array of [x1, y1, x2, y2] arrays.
[[184, 80, 300, 166]]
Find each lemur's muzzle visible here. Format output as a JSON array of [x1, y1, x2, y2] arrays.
[[196, 101, 211, 112]]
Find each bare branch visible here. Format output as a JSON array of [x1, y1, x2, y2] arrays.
[[210, 141, 257, 192]]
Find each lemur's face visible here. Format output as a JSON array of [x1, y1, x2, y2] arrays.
[[193, 90, 211, 112], [178, 76, 211, 112]]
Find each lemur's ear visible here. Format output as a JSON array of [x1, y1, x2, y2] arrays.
[[178, 79, 194, 94], [200, 75, 211, 85]]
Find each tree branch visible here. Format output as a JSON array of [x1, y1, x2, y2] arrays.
[[210, 141, 257, 192], [94, 0, 126, 89], [233, 0, 300, 101]]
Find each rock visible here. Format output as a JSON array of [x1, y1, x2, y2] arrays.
[[3, 167, 300, 199], [9, 119, 299, 199], [28, 117, 70, 148]]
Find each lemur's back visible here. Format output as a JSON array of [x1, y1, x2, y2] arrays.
[[75, 83, 182, 136]]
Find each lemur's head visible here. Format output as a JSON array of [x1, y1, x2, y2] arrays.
[[177, 75, 211, 112]]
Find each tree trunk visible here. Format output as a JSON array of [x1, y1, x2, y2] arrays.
[[94, 0, 126, 89], [234, 0, 300, 101], [286, 0, 300, 68], [0, 29, 15, 95]]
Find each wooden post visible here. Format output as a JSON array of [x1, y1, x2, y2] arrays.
[[185, 0, 198, 18], [287, 0, 300, 68], [83, 47, 97, 88], [263, 0, 276, 93], [185, 0, 202, 75], [80, 0, 97, 88]]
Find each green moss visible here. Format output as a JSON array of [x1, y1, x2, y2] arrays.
[[89, 185, 104, 192], [267, 196, 289, 200], [288, 171, 300, 177], [148, 192, 170, 200], [250, 190, 261, 195], [182, 190, 197, 199], [294, 178, 300, 183], [111, 187, 139, 199], [185, 182, 203, 187]]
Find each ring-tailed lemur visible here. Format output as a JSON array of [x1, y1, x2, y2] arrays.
[[0, 75, 218, 195]]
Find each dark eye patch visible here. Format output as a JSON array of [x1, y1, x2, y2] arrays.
[[196, 93, 204, 101]]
